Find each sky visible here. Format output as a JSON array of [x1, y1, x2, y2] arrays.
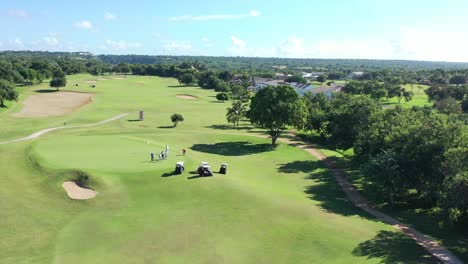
[[1, 0, 468, 62]]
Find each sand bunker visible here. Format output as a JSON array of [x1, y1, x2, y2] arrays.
[[113, 77, 126, 80], [62, 181, 97, 200], [97, 78, 108, 81], [84, 80, 97, 84], [13, 91, 94, 118], [176, 94, 197, 100]]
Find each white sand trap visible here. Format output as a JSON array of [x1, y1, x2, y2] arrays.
[[84, 80, 97, 84], [176, 94, 197, 100], [113, 77, 126, 80], [97, 78, 108, 81], [13, 91, 94, 118], [62, 181, 97, 200]]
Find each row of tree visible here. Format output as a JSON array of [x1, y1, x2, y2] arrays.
[[237, 85, 466, 224], [342, 81, 413, 102]]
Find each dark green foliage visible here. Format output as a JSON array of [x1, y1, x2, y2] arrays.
[[316, 75, 327, 84], [50, 77, 67, 91], [216, 92, 229, 102], [326, 94, 381, 150], [0, 79, 18, 107], [249, 86, 306, 144], [170, 113, 184, 127], [342, 81, 411, 102], [218, 71, 233, 81], [114, 63, 131, 74], [302, 92, 331, 135], [362, 150, 404, 204], [449, 75, 466, 85], [355, 107, 465, 217], [177, 73, 196, 85]]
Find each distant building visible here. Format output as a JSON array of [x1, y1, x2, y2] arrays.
[[308, 84, 344, 98], [275, 73, 287, 80], [291, 82, 315, 96], [347, 72, 365, 79], [252, 77, 314, 95], [302, 72, 325, 80]]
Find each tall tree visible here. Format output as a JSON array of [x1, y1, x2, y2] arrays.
[[0, 79, 18, 107], [226, 100, 247, 127], [316, 75, 327, 84], [249, 86, 306, 145], [50, 77, 67, 91]]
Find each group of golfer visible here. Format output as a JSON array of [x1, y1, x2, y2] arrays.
[[150, 145, 186, 161]]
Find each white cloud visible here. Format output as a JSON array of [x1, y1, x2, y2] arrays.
[[249, 10, 261, 17], [13, 38, 24, 48], [75, 20, 93, 30], [104, 11, 117, 21], [230, 36, 246, 49], [201, 37, 210, 42], [224, 28, 468, 62], [103, 40, 142, 51], [162, 40, 193, 54], [169, 10, 261, 22], [6, 9, 28, 18], [42, 34, 59, 46]]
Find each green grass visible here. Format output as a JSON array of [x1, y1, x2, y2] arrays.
[[0, 74, 440, 263], [383, 84, 431, 108]]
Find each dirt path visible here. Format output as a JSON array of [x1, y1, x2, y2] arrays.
[[278, 135, 462, 264], [0, 113, 128, 145]]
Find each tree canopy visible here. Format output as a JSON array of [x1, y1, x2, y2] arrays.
[[249, 86, 306, 145]]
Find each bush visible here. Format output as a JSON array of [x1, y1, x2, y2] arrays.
[[170, 113, 184, 127], [216, 92, 229, 102]]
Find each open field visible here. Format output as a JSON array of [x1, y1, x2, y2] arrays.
[[383, 84, 431, 107], [0, 74, 443, 263]]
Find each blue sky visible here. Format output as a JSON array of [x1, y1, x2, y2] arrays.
[[1, 0, 468, 61]]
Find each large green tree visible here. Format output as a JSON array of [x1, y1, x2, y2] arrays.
[[177, 73, 196, 85], [326, 94, 381, 150], [0, 79, 18, 107], [249, 86, 306, 145], [50, 77, 67, 91]]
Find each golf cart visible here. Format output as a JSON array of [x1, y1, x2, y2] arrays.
[[175, 161, 185, 174], [219, 163, 227, 174], [197, 162, 213, 177]]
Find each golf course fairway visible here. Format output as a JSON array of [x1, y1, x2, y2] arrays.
[[0, 75, 438, 263]]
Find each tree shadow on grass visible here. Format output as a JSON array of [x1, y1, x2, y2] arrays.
[[278, 160, 375, 219], [352, 230, 439, 263], [168, 85, 197, 88], [205, 124, 254, 131], [35, 89, 58, 93], [191, 141, 275, 156]]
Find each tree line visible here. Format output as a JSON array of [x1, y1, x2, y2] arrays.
[[232, 85, 467, 225]]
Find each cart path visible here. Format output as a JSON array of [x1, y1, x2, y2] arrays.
[[277, 134, 462, 264], [0, 113, 129, 145]]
